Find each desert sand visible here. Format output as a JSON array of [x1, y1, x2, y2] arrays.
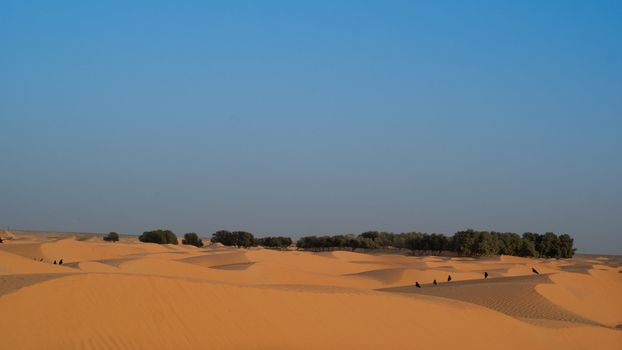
[[0, 230, 620, 349]]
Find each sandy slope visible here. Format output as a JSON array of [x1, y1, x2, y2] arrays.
[[0, 233, 620, 349], [536, 268, 622, 326]]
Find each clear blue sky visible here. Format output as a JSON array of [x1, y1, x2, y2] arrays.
[[1, 1, 621, 254]]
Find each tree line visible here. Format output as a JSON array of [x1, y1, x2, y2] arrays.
[[135, 230, 205, 247], [296, 230, 575, 258], [121, 229, 292, 249], [110, 228, 575, 258], [210, 230, 292, 249]]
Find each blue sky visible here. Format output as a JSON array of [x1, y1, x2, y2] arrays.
[[1, 1, 621, 253]]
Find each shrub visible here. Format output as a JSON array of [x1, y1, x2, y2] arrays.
[[182, 232, 204, 247], [139, 229, 178, 244], [103, 232, 120, 242]]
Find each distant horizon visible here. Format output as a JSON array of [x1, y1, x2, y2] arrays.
[[4, 226, 617, 256]]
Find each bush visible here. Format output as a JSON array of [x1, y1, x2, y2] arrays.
[[139, 229, 178, 244], [182, 232, 204, 247], [103, 232, 120, 242]]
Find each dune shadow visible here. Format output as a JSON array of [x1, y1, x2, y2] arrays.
[[0, 273, 71, 297], [379, 274, 602, 327], [209, 262, 255, 270], [557, 264, 593, 274], [345, 268, 405, 284]]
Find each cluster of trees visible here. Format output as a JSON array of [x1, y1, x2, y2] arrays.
[[256, 236, 293, 249], [210, 230, 293, 249], [451, 230, 575, 258], [296, 230, 575, 258], [211, 230, 256, 248], [103, 232, 119, 242], [139, 229, 178, 245], [132, 227, 574, 258], [521, 232, 575, 258], [182, 232, 204, 247], [133, 229, 293, 249], [137, 230, 205, 247], [296, 234, 377, 251], [296, 231, 453, 253]]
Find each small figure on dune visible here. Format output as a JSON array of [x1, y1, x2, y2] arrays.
[[40, 258, 43, 262], [53, 260, 57, 264], [484, 272, 489, 279], [415, 282, 421, 288], [532, 267, 539, 275], [433, 279, 437, 286], [59, 259, 63, 265], [447, 275, 452, 282]]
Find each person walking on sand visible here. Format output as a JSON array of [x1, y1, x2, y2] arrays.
[[484, 272, 488, 279], [433, 279, 437, 286], [447, 275, 452, 282], [415, 282, 421, 288]]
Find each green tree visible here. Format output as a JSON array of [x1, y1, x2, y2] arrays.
[[211, 230, 236, 246], [497, 232, 521, 255], [139, 229, 178, 244], [474, 231, 498, 256], [359, 231, 379, 241], [258, 236, 293, 249], [182, 232, 203, 247], [558, 234, 575, 258], [541, 232, 561, 258], [233, 231, 256, 248], [453, 230, 479, 256], [518, 235, 537, 257]]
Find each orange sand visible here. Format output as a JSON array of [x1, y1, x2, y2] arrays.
[[0, 232, 620, 349]]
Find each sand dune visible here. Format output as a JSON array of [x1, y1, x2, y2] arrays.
[[0, 249, 77, 275], [536, 268, 622, 326], [0, 233, 620, 349], [181, 250, 252, 268], [380, 273, 599, 326], [1, 273, 620, 350]]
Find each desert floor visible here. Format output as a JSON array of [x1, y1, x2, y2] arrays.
[[0, 230, 620, 350]]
